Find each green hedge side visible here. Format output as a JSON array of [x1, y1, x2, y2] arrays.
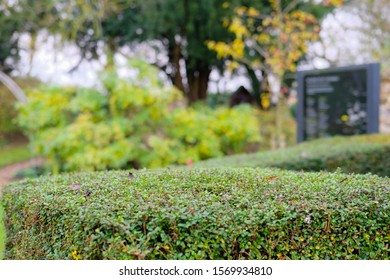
[[2, 168, 389, 259], [0, 202, 5, 260], [195, 134, 390, 177]]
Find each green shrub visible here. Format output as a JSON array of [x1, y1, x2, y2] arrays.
[[195, 134, 390, 177], [17, 60, 261, 172], [2, 168, 389, 260], [165, 105, 261, 164], [0, 202, 5, 260], [0, 78, 39, 140], [0, 89, 18, 136], [13, 166, 45, 179]]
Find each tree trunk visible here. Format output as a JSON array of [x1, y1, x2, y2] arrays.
[[268, 73, 284, 150], [245, 65, 263, 109], [198, 68, 210, 100], [166, 39, 212, 103], [187, 62, 211, 103], [187, 69, 199, 102], [168, 42, 186, 95]]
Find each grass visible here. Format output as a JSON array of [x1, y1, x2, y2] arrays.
[[0, 144, 32, 168]]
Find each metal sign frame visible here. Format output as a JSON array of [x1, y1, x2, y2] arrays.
[[297, 63, 380, 142]]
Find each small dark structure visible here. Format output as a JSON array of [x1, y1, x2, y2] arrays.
[[229, 86, 254, 107]]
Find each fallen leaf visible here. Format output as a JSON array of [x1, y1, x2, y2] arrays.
[[69, 184, 81, 190]]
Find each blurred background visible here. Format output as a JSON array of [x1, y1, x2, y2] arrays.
[[0, 0, 389, 184]]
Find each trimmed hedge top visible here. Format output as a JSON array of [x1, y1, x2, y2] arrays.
[[195, 134, 390, 177], [3, 168, 389, 260]]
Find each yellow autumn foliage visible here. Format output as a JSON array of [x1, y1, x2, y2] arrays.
[[207, 0, 344, 83], [228, 17, 249, 38]]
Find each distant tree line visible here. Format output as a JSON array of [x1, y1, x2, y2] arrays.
[[1, 0, 346, 104]]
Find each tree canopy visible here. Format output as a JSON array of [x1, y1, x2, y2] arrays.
[[0, 3, 23, 73], [1, 0, 344, 102], [207, 0, 344, 104], [98, 0, 244, 102], [338, 0, 389, 73]]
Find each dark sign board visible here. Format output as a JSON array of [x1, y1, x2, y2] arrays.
[[297, 63, 380, 142]]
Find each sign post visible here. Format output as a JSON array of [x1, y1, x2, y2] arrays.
[[297, 63, 380, 142]]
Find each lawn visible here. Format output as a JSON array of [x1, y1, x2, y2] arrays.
[[0, 144, 32, 168]]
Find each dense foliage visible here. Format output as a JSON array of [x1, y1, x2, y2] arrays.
[[0, 4, 21, 73], [0, 1, 343, 102], [0, 203, 4, 260], [2, 168, 389, 260], [0, 78, 39, 143], [17, 61, 261, 172], [196, 134, 390, 177], [0, 88, 18, 138]]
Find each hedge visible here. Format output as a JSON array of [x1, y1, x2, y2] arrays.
[[2, 168, 389, 259], [0, 202, 5, 259], [195, 134, 390, 177]]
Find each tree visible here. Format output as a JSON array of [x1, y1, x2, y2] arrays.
[[207, 0, 344, 147], [0, 3, 23, 73], [0, 0, 121, 73], [98, 0, 244, 103], [331, 0, 390, 73], [2, 0, 343, 104], [2, 0, 244, 103]]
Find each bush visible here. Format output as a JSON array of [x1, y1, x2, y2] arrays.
[[206, 94, 297, 151], [17, 60, 261, 172], [0, 88, 17, 136], [195, 134, 390, 177], [0, 77, 39, 141], [2, 168, 389, 260], [0, 203, 5, 260]]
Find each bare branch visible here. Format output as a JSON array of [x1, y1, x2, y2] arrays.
[[282, 0, 301, 15], [248, 38, 268, 58], [0, 71, 27, 103]]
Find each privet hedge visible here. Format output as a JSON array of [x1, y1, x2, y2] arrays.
[[2, 168, 389, 259], [195, 134, 390, 177]]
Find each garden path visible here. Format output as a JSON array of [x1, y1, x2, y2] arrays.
[[0, 158, 43, 191]]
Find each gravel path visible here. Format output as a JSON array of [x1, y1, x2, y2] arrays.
[[0, 158, 44, 191]]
